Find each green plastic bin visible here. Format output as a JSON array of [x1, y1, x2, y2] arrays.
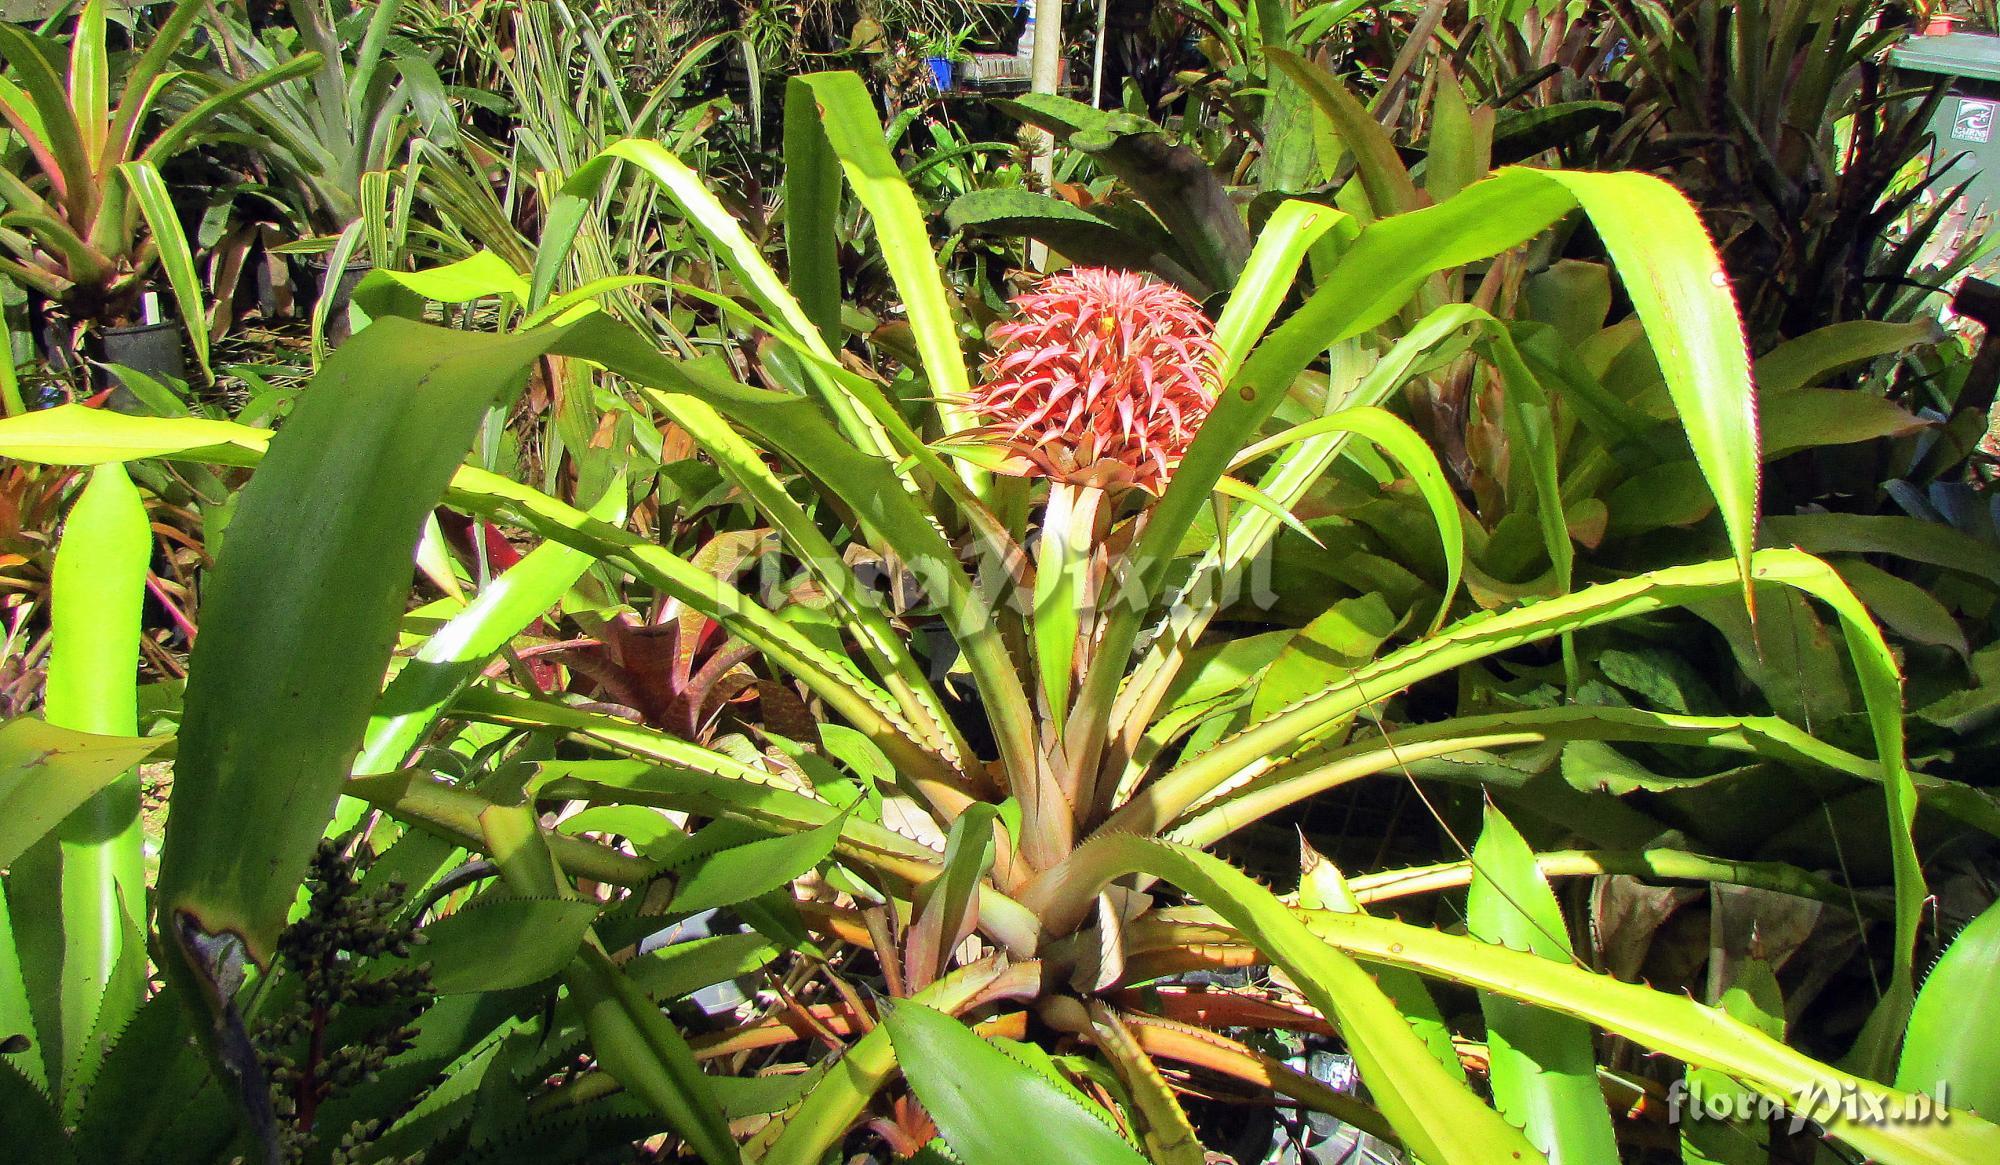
[[1892, 32, 2000, 212]]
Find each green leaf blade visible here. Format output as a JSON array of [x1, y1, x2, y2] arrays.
[[159, 319, 558, 975], [885, 1001, 1150, 1165], [1467, 804, 1620, 1165]]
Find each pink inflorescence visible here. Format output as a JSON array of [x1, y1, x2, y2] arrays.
[[973, 267, 1220, 495]]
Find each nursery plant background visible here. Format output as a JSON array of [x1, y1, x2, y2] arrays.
[[3, 0, 2000, 1163]]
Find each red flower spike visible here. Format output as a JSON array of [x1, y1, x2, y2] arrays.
[[972, 267, 1220, 495]]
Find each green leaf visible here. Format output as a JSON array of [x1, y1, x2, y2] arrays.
[[1077, 170, 1581, 774], [0, 1056, 68, 1163], [1898, 896, 2000, 1118], [996, 94, 1252, 289], [1764, 513, 2000, 583], [794, 73, 976, 437], [1606, 462, 1714, 537], [1834, 559, 1968, 658], [885, 1001, 1150, 1165], [68, 0, 106, 168], [44, 463, 148, 743], [0, 403, 270, 466], [1035, 483, 1097, 730], [1144, 548, 1926, 1055], [1249, 593, 1396, 725], [668, 815, 845, 915], [1760, 390, 1926, 459], [1467, 804, 1620, 1165], [0, 885, 39, 1090], [479, 805, 739, 1165], [757, 960, 1040, 1165], [159, 318, 562, 982], [1754, 320, 1941, 396], [944, 189, 1181, 279], [13, 461, 152, 1098], [1031, 836, 1545, 1164], [1298, 838, 1465, 1081], [0, 22, 93, 221], [1268, 50, 1419, 216], [418, 897, 603, 993], [1526, 170, 1758, 597], [70, 982, 232, 1164], [1682, 960, 1785, 1165], [1287, 906, 2000, 1164], [905, 804, 999, 990], [1210, 198, 1352, 382], [627, 933, 781, 1002], [1233, 404, 1464, 626], [354, 251, 528, 317], [355, 477, 627, 777], [544, 137, 887, 456], [0, 719, 157, 871], [118, 161, 210, 380], [782, 78, 841, 345]]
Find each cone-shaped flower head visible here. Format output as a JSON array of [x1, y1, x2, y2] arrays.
[[973, 267, 1220, 495]]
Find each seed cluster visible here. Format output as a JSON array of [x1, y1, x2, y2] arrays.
[[255, 841, 432, 1165]]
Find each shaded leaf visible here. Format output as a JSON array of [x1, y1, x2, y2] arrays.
[[420, 898, 603, 993]]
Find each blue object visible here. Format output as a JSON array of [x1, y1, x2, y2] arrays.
[[926, 56, 954, 91]]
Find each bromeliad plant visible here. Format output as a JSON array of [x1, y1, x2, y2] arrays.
[[0, 0, 315, 379], [204, 0, 442, 253], [5, 69, 2000, 1165]]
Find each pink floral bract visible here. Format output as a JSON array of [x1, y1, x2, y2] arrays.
[[973, 267, 1219, 494]]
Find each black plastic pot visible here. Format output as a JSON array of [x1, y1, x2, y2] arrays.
[[300, 255, 374, 346], [91, 318, 187, 397]]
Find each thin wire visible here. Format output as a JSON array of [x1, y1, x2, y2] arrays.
[[1331, 663, 1594, 972]]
